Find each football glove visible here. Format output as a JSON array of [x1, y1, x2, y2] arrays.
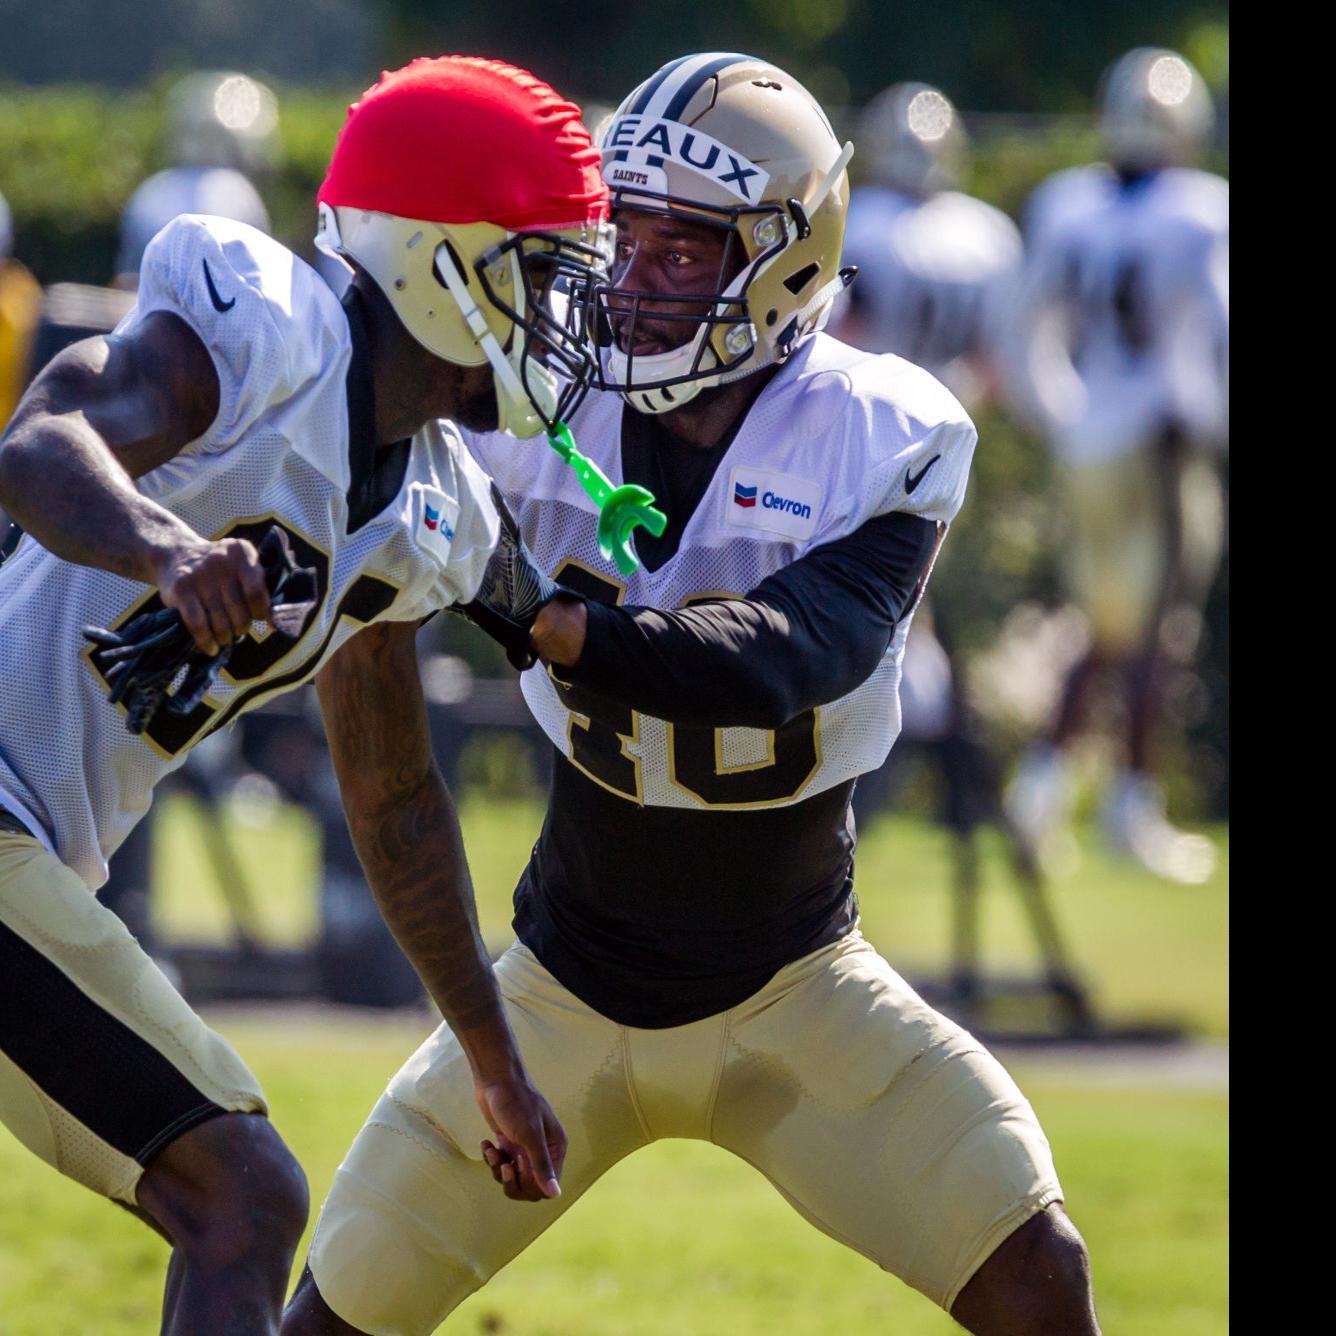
[[84, 525, 318, 735], [452, 485, 560, 671]]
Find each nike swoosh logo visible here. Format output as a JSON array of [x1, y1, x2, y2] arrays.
[[905, 454, 941, 495], [202, 258, 236, 312]]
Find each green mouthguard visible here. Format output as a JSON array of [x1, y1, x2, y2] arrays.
[[547, 421, 667, 577]]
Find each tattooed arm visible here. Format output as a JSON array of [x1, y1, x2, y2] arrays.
[[315, 619, 565, 1201]]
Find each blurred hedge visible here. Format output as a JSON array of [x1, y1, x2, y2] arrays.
[[0, 81, 357, 283]]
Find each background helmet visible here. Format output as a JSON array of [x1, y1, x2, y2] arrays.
[[858, 82, 966, 198], [166, 71, 281, 174], [1098, 47, 1215, 173], [316, 56, 613, 438], [592, 52, 854, 414]]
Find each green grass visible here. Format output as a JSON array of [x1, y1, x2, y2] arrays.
[[0, 795, 1226, 1332], [153, 792, 1229, 1037], [0, 1012, 1227, 1336]]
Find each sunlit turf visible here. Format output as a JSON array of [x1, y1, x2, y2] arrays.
[[152, 792, 1228, 1036], [0, 1011, 1226, 1336]]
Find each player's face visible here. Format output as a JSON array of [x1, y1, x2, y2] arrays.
[[607, 209, 741, 354]]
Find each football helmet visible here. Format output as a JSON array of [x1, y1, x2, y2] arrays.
[[858, 82, 966, 198], [590, 53, 854, 414], [166, 72, 281, 175], [1098, 48, 1215, 173], [316, 57, 613, 438]]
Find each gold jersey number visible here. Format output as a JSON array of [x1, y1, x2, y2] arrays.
[[548, 561, 819, 810]]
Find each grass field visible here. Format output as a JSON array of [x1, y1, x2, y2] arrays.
[[0, 795, 1228, 1333], [153, 791, 1229, 1037]]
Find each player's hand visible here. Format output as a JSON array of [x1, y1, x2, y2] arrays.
[[153, 536, 272, 656], [475, 1076, 567, 1203]]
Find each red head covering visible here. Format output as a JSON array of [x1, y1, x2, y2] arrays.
[[318, 56, 609, 232]]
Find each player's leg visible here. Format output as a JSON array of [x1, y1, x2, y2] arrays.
[[1100, 437, 1220, 883], [1010, 446, 1163, 859], [283, 941, 647, 1336], [710, 929, 1098, 1332], [137, 1111, 309, 1334], [0, 821, 307, 1335]]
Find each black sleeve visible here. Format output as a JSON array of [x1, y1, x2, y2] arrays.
[[559, 510, 944, 729]]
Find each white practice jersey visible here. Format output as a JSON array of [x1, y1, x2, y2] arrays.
[[834, 185, 1021, 406], [0, 216, 499, 888], [464, 334, 976, 811], [118, 167, 272, 281], [1005, 164, 1229, 462]]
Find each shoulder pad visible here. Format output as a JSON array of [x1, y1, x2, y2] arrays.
[[131, 216, 346, 452]]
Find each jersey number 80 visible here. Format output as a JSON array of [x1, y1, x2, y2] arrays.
[[549, 562, 820, 810]]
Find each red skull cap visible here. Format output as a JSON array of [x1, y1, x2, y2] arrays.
[[319, 56, 609, 232]]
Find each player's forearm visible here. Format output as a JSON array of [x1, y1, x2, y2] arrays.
[[553, 597, 824, 729], [539, 511, 942, 730], [0, 408, 197, 583], [346, 768, 524, 1082]]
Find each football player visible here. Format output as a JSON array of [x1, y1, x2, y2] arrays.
[[827, 82, 1021, 857], [0, 56, 610, 1334], [830, 81, 1021, 411], [1001, 48, 1227, 884], [115, 71, 277, 287], [284, 54, 1099, 1336], [0, 188, 42, 437]]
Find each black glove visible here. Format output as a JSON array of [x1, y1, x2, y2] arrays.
[[83, 525, 319, 736], [452, 485, 560, 671]]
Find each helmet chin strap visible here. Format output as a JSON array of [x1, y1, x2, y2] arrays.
[[432, 243, 558, 439]]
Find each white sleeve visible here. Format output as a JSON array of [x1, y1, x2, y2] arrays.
[[880, 413, 978, 525], [117, 215, 327, 457], [830, 359, 979, 535]]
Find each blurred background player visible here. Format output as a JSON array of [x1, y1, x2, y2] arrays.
[[109, 71, 383, 974], [1002, 48, 1227, 885], [830, 82, 1020, 780], [826, 85, 1085, 1021], [832, 81, 1021, 408], [0, 191, 41, 434], [830, 79, 1021, 796], [115, 71, 276, 287], [100, 72, 279, 957]]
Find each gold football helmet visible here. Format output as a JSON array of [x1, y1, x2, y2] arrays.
[[591, 53, 854, 413]]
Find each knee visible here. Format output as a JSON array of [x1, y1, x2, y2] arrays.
[[952, 1206, 1096, 1334], [1018, 1208, 1092, 1299], [140, 1112, 309, 1262]]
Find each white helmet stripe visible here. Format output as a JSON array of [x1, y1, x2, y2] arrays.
[[624, 54, 697, 115], [642, 51, 748, 123]]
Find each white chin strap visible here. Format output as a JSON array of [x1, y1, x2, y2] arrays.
[[602, 335, 717, 415], [432, 244, 558, 439]]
